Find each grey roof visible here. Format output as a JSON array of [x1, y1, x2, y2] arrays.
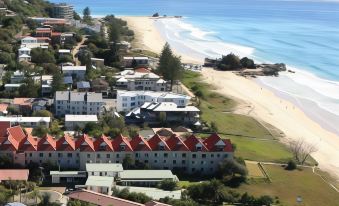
[[86, 163, 123, 172], [77, 81, 91, 89], [86, 92, 103, 102], [63, 76, 73, 84], [119, 170, 177, 180], [70, 92, 85, 101], [55, 91, 69, 101], [85, 176, 114, 188]]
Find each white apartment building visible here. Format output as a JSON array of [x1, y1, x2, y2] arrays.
[[86, 163, 123, 177], [62, 66, 86, 80], [116, 90, 191, 112], [65, 115, 98, 130], [0, 116, 51, 128], [115, 70, 168, 91], [54, 91, 105, 117]]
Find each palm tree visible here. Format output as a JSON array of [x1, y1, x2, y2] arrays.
[[28, 188, 41, 205]]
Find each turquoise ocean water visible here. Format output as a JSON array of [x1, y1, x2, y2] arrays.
[[52, 0, 339, 134]]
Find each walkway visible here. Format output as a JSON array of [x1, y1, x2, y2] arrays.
[[72, 35, 88, 66]]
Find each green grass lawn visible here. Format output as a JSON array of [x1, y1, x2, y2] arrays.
[[238, 164, 339, 206], [182, 71, 293, 163]]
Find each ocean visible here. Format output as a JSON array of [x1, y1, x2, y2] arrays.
[[52, 0, 339, 135]]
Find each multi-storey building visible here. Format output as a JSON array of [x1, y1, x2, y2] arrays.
[[62, 66, 86, 80], [52, 3, 74, 20], [54, 91, 105, 117], [0, 126, 233, 175], [115, 70, 168, 92], [116, 90, 191, 112]]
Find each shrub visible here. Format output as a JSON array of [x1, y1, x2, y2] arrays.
[[157, 179, 177, 191], [285, 160, 297, 170]]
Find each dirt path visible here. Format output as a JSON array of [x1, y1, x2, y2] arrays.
[[72, 35, 88, 66]]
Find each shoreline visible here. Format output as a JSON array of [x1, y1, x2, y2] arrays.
[[122, 16, 339, 180]]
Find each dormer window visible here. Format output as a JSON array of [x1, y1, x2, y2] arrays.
[[196, 146, 202, 151], [120, 145, 126, 151], [159, 145, 165, 151], [99, 142, 106, 151]]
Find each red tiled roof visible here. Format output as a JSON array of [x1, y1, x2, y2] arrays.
[[56, 134, 75, 151], [148, 134, 171, 151], [130, 134, 152, 151], [51, 32, 62, 37], [0, 122, 11, 137], [203, 133, 233, 152], [94, 135, 114, 151], [112, 134, 133, 151], [13, 98, 32, 106], [7, 126, 26, 144], [134, 67, 151, 73], [184, 135, 208, 152], [0, 103, 8, 112], [166, 135, 190, 151], [19, 135, 38, 151], [0, 169, 29, 181], [68, 189, 145, 206], [145, 201, 171, 206], [75, 134, 95, 152], [38, 134, 56, 151]]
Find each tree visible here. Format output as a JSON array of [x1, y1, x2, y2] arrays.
[[158, 43, 183, 89], [32, 125, 49, 137], [122, 155, 134, 169], [0, 185, 11, 205], [28, 188, 41, 204], [128, 126, 139, 138], [285, 159, 297, 170], [82, 7, 92, 25], [52, 72, 66, 93], [240, 57, 255, 68], [288, 138, 318, 165], [157, 179, 177, 191], [19, 78, 40, 97], [218, 53, 241, 70], [33, 110, 53, 117], [210, 121, 218, 132], [108, 21, 121, 43], [217, 159, 248, 178], [31, 48, 56, 64], [50, 120, 63, 137]]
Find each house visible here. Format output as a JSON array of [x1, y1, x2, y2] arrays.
[[67, 189, 145, 206], [115, 70, 168, 91], [18, 54, 31, 62], [12, 98, 50, 114], [21, 36, 38, 44], [125, 102, 200, 125], [18, 48, 31, 62], [86, 163, 123, 176], [63, 76, 73, 87], [5, 84, 22, 91], [60, 33, 75, 45], [0, 169, 29, 182], [58, 49, 71, 56], [54, 91, 105, 117], [91, 78, 109, 93], [41, 75, 53, 96], [77, 81, 91, 92], [10, 71, 25, 84], [118, 170, 178, 187], [31, 98, 50, 111], [62, 66, 86, 80], [0, 104, 8, 116], [116, 90, 191, 112], [50, 171, 87, 184], [20, 36, 49, 49], [65, 115, 98, 130], [0, 116, 51, 128], [91, 58, 105, 68], [0, 125, 233, 174], [123, 57, 149, 68], [85, 176, 114, 195]]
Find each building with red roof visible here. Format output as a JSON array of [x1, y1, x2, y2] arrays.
[[0, 125, 233, 174], [0, 169, 29, 182]]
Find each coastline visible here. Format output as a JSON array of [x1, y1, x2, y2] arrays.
[[122, 16, 339, 180]]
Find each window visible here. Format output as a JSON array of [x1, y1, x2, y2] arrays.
[[192, 161, 195, 164], [49, 153, 52, 157], [97, 154, 101, 158], [164, 153, 168, 158], [67, 153, 72, 158], [163, 160, 166, 163], [39, 153, 43, 157], [29, 153, 32, 157], [182, 160, 186, 164], [154, 153, 158, 157], [211, 154, 214, 158], [202, 154, 206, 158], [87, 154, 91, 158], [135, 153, 139, 158], [196, 146, 202, 151], [182, 153, 186, 158], [144, 160, 149, 163], [106, 154, 110, 158], [217, 154, 220, 158], [192, 154, 197, 159], [159, 145, 165, 151], [145, 153, 149, 157], [173, 160, 176, 164], [224, 154, 228, 158], [116, 154, 120, 158], [58, 153, 62, 158], [120, 145, 125, 151]]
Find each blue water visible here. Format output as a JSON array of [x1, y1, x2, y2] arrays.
[[53, 0, 339, 81]]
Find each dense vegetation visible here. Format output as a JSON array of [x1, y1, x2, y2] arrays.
[[217, 53, 255, 70]]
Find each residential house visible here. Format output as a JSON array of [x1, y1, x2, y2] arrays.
[[41, 75, 53, 96], [91, 58, 105, 68], [116, 90, 191, 112], [125, 102, 200, 125], [77, 81, 91, 92], [54, 91, 105, 117], [115, 69, 168, 92], [91, 78, 110, 94], [65, 115, 98, 130], [62, 66, 86, 80], [123, 57, 149, 68], [58, 49, 71, 57], [0, 116, 51, 128], [10, 71, 25, 83], [4, 84, 22, 91]]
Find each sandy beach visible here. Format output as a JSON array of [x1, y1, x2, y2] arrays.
[[123, 16, 339, 180]]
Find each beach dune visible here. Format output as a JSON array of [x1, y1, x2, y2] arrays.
[[123, 16, 339, 180]]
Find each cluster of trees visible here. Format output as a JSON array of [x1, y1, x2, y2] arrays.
[[105, 15, 134, 43], [157, 179, 178, 191], [112, 187, 152, 204], [157, 43, 183, 89], [217, 53, 255, 70]]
